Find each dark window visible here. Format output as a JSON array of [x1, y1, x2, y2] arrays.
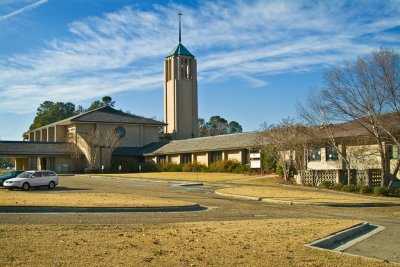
[[391, 145, 399, 159], [308, 147, 321, 161], [210, 151, 223, 163], [326, 146, 339, 161], [181, 154, 192, 164], [32, 172, 42, 178], [159, 155, 167, 164]]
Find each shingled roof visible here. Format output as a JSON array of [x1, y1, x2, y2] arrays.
[[113, 142, 169, 157], [319, 112, 400, 140], [145, 132, 258, 156], [30, 106, 165, 131], [0, 141, 76, 156]]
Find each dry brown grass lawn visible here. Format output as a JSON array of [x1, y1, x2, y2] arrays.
[[217, 186, 392, 204], [0, 190, 194, 207], [0, 219, 393, 266], [94, 172, 248, 183]]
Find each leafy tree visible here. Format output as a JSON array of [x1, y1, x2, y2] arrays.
[[87, 100, 104, 111], [228, 121, 243, 134], [199, 116, 243, 137], [76, 105, 85, 114], [30, 101, 76, 130], [87, 96, 115, 111], [102, 96, 115, 107], [29, 96, 118, 132]]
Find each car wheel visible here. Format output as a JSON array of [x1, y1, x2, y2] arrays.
[[22, 183, 30, 191], [48, 181, 56, 189]]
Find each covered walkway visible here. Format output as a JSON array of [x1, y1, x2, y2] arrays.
[[0, 141, 79, 173]]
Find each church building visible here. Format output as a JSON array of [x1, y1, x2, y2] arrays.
[[0, 13, 255, 172]]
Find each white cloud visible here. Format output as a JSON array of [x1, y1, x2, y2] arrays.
[[0, 0, 47, 21], [0, 0, 399, 114]]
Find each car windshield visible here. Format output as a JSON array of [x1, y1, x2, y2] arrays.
[[17, 172, 33, 178], [1, 171, 17, 178]]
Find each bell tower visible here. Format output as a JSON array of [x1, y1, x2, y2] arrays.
[[164, 12, 198, 139]]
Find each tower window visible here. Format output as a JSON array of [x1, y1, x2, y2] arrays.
[[167, 59, 172, 81]]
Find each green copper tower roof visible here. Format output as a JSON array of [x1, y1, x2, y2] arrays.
[[166, 11, 194, 58], [167, 43, 194, 58]]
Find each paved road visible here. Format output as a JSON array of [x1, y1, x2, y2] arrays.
[[0, 175, 399, 263]]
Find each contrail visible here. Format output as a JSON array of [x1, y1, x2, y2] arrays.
[[0, 0, 48, 21]]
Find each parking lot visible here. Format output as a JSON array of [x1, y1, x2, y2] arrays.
[[1, 175, 399, 264]]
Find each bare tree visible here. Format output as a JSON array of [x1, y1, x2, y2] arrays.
[[298, 90, 354, 184], [258, 118, 309, 181], [299, 49, 400, 187], [67, 131, 83, 171], [68, 127, 122, 171], [74, 129, 100, 171], [102, 128, 123, 169]]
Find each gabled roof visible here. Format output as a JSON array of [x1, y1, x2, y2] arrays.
[[29, 106, 165, 131], [167, 43, 194, 58], [145, 132, 258, 156]]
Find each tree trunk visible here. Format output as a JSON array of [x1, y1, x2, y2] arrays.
[[347, 168, 351, 185], [379, 150, 388, 187]]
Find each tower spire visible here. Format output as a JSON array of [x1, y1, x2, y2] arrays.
[[178, 11, 182, 43]]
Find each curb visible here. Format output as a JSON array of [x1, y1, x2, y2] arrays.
[[214, 191, 261, 201], [277, 183, 400, 204], [260, 198, 302, 205], [177, 182, 204, 187], [305, 222, 385, 252], [216, 191, 399, 207], [0, 204, 207, 213]]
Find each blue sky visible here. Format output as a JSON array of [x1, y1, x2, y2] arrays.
[[0, 0, 399, 140]]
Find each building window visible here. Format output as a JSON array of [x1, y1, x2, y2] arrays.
[[158, 155, 167, 164], [326, 146, 339, 161], [210, 151, 223, 163], [391, 145, 399, 159], [308, 147, 321, 161], [181, 154, 192, 164]]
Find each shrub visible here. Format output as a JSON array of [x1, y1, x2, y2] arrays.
[[84, 167, 94, 173], [319, 181, 333, 189], [332, 182, 344, 191], [182, 162, 207, 172], [359, 185, 373, 194], [140, 161, 160, 172], [232, 164, 250, 174], [111, 158, 139, 173], [373, 186, 388, 196], [276, 165, 283, 175], [342, 184, 358, 193], [158, 163, 182, 172], [388, 187, 400, 196], [208, 160, 241, 173]]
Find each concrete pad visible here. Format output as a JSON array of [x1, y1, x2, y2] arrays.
[[305, 222, 386, 253]]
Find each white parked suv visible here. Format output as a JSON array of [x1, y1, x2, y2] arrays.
[[4, 170, 59, 191]]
